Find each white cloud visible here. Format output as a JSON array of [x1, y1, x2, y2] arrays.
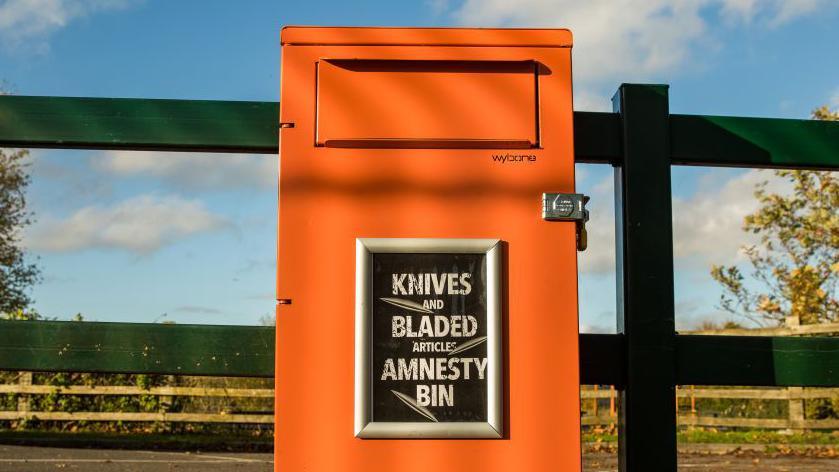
[[446, 0, 832, 108], [830, 86, 839, 109], [573, 88, 613, 112], [672, 169, 791, 267], [174, 305, 224, 315], [580, 321, 612, 334], [768, 0, 824, 26], [720, 0, 826, 26], [577, 172, 616, 275], [577, 169, 796, 334], [718, 0, 760, 23], [26, 194, 229, 254], [425, 0, 449, 15], [452, 0, 704, 84], [0, 0, 138, 52], [92, 150, 276, 192], [576, 167, 795, 275]]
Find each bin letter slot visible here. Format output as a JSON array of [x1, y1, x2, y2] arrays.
[[316, 59, 540, 149]]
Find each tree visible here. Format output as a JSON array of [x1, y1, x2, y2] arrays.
[[0, 147, 40, 315], [711, 107, 838, 326]]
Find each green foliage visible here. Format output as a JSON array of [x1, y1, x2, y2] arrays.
[[0, 148, 41, 315], [582, 431, 618, 443], [0, 308, 43, 321], [676, 388, 788, 419], [711, 108, 838, 326], [1, 371, 273, 434], [0, 372, 273, 437], [582, 428, 839, 446], [696, 320, 745, 330], [805, 396, 839, 421], [677, 429, 839, 445], [583, 429, 839, 445]]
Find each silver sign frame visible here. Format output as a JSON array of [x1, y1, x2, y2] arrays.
[[355, 238, 503, 439]]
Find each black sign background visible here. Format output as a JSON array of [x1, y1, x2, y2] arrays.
[[371, 252, 488, 423]]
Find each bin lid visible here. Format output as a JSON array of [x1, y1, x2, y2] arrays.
[[281, 26, 572, 48]]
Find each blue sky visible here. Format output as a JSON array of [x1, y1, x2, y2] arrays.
[[1, 0, 837, 330]]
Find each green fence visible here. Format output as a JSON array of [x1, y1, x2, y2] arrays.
[[1, 84, 838, 471]]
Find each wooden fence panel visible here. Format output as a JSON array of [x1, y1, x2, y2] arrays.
[[581, 385, 839, 430]]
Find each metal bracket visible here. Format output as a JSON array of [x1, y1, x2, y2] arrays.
[[542, 193, 590, 251]]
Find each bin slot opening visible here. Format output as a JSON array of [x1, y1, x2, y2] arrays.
[[316, 59, 541, 149]]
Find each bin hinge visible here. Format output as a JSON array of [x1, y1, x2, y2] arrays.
[[542, 193, 590, 251]]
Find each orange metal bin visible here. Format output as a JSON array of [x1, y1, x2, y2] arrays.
[[277, 26, 580, 472]]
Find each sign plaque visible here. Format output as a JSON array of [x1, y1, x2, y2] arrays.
[[355, 238, 503, 438]]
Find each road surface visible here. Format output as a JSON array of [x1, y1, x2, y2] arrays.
[[0, 445, 272, 471], [584, 451, 838, 471], [2, 445, 838, 471]]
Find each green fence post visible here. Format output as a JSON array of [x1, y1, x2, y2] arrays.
[[613, 84, 677, 471]]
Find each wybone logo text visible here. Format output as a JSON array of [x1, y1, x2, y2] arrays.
[[492, 153, 536, 163]]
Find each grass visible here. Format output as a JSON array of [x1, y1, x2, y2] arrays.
[[679, 429, 839, 445], [583, 428, 839, 445]]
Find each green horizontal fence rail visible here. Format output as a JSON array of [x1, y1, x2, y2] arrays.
[[14, 322, 611, 379], [0, 96, 279, 153], [3, 95, 839, 168], [0, 320, 274, 377], [677, 335, 839, 387], [1, 85, 838, 472], [2, 322, 837, 388]]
